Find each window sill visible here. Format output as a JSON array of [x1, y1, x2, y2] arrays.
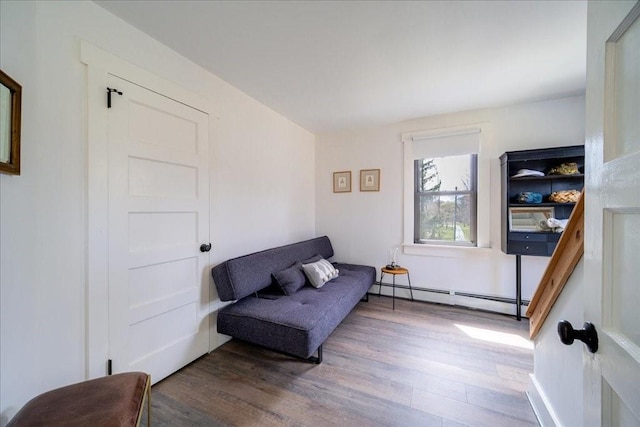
[[402, 243, 493, 258]]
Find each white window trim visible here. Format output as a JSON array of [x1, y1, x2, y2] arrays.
[[401, 123, 493, 257]]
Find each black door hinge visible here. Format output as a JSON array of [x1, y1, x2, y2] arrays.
[[107, 87, 123, 108], [107, 359, 113, 375]]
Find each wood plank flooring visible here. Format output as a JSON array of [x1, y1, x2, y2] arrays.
[[148, 297, 538, 426]]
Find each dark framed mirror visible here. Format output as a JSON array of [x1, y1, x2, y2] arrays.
[[0, 69, 22, 175]]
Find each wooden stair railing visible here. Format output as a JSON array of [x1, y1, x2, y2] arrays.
[[526, 190, 584, 339]]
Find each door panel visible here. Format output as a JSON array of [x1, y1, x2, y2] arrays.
[[605, 210, 640, 346], [603, 379, 640, 425], [129, 158, 198, 199], [129, 258, 198, 308], [108, 74, 210, 384], [129, 303, 198, 363], [606, 6, 640, 162], [129, 101, 199, 153], [128, 212, 198, 250]]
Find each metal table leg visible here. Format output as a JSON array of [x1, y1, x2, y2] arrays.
[[392, 274, 396, 310], [407, 272, 414, 301]]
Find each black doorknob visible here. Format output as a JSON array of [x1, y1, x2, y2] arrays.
[[557, 320, 598, 353], [200, 243, 212, 253]]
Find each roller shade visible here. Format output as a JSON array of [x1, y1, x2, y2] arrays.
[[412, 129, 480, 159]]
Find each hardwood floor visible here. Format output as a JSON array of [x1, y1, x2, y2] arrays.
[[148, 296, 538, 426]]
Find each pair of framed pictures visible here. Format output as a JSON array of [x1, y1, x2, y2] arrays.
[[333, 169, 380, 193]]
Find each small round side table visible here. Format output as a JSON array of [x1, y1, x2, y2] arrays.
[[379, 266, 414, 310]]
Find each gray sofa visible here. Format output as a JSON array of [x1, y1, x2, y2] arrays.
[[211, 236, 375, 363]]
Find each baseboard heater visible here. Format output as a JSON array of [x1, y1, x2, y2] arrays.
[[376, 282, 530, 307]]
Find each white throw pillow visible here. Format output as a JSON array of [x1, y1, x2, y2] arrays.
[[301, 259, 339, 288]]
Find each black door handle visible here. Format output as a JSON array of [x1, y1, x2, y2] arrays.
[[557, 320, 598, 353], [200, 243, 212, 253]]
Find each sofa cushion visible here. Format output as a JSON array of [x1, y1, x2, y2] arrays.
[[273, 265, 306, 295], [302, 259, 339, 288]]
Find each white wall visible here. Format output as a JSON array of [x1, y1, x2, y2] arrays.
[[0, 1, 314, 422], [316, 95, 585, 314], [527, 259, 584, 427]]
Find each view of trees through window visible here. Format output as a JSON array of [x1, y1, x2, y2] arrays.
[[415, 154, 476, 245]]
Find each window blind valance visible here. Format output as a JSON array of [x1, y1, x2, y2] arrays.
[[410, 128, 480, 159]]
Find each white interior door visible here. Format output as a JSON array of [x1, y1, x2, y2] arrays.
[[584, 2, 640, 425], [107, 74, 210, 384]]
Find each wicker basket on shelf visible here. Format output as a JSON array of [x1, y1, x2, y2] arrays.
[[549, 189, 581, 203]]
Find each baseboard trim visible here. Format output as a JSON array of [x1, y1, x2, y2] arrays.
[[372, 282, 530, 317], [527, 374, 560, 427]]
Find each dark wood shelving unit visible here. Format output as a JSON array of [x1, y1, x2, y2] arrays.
[[499, 145, 585, 320]]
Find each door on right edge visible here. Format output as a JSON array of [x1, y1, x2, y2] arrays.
[[584, 1, 640, 425]]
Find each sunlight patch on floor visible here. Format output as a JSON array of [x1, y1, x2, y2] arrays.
[[454, 324, 533, 350]]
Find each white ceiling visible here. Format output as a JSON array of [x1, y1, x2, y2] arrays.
[[94, 0, 588, 133]]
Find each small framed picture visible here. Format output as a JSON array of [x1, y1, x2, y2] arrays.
[[360, 169, 380, 192], [333, 171, 351, 193]]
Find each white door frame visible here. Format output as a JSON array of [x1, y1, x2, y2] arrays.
[[81, 41, 219, 379]]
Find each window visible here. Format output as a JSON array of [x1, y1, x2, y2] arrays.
[[414, 154, 477, 245], [402, 125, 490, 252]]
